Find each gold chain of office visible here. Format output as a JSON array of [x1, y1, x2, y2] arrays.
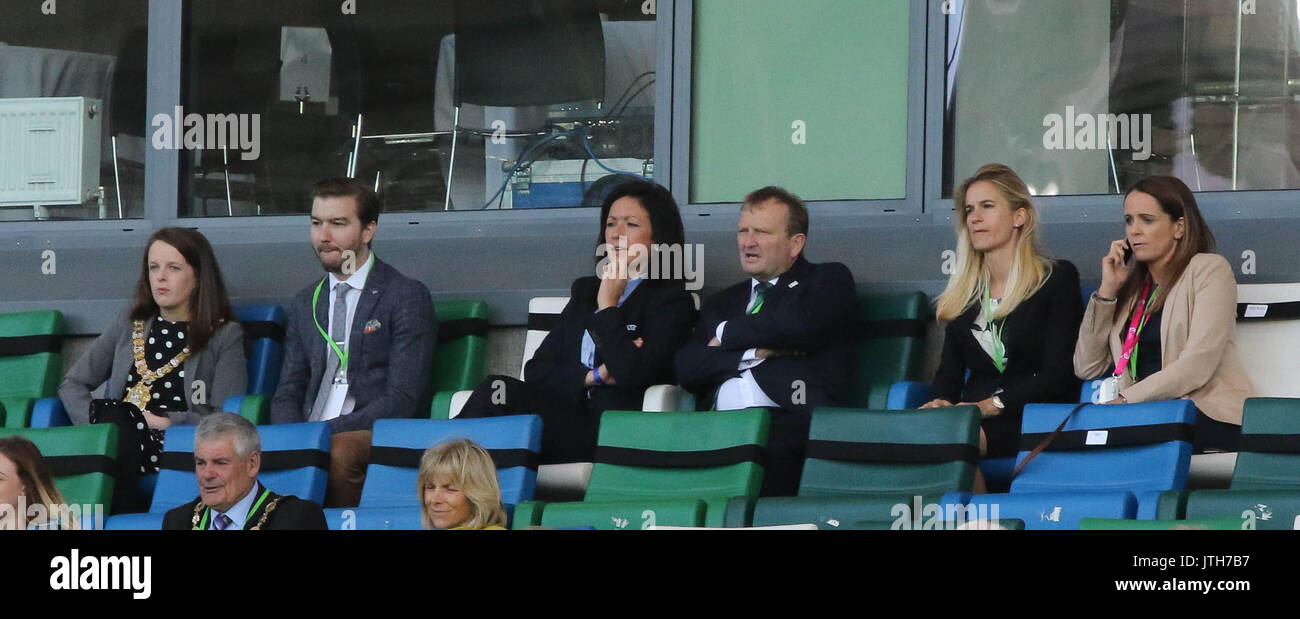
[[123, 320, 191, 411]]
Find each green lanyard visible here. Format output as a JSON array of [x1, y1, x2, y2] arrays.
[[201, 487, 270, 530], [982, 286, 1006, 373], [312, 277, 350, 372]]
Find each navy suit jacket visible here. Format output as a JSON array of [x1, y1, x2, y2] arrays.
[[270, 257, 436, 433], [525, 276, 697, 412], [674, 255, 856, 416]]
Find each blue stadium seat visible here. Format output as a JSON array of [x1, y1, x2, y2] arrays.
[[105, 512, 166, 530], [360, 416, 542, 508], [235, 304, 288, 396], [324, 506, 424, 530], [149, 422, 331, 513], [948, 490, 1138, 530], [29, 397, 72, 428], [954, 400, 1195, 529]]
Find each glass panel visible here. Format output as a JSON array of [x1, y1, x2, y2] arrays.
[[181, 0, 657, 217], [690, 0, 910, 204], [943, 0, 1300, 197], [0, 0, 149, 221]]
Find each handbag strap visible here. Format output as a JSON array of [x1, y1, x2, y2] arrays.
[[1010, 401, 1090, 480]]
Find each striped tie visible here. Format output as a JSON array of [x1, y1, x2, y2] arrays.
[[213, 513, 233, 530], [749, 282, 774, 314]]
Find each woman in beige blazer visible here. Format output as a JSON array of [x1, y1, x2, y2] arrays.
[[1074, 176, 1254, 453]]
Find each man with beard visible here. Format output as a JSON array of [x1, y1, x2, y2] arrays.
[[271, 177, 436, 507]]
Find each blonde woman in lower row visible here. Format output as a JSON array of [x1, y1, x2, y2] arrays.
[[418, 438, 508, 530]]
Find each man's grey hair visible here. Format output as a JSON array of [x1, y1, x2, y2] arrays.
[[195, 413, 261, 457]]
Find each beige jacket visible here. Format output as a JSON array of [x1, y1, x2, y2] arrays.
[[1074, 253, 1255, 424]]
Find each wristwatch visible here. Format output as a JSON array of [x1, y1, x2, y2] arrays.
[[991, 395, 1006, 410]]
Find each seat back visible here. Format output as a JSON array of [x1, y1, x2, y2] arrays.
[[431, 299, 490, 392], [0, 310, 65, 427], [1182, 489, 1300, 530], [1235, 283, 1300, 397], [1010, 401, 1196, 494], [799, 406, 980, 497], [584, 409, 769, 503], [1232, 397, 1300, 490], [235, 304, 288, 396], [0, 425, 117, 512], [846, 292, 927, 408], [150, 422, 331, 513], [361, 416, 542, 508], [521, 297, 569, 379]]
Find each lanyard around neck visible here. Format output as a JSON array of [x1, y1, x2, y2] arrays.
[[1114, 279, 1160, 381], [201, 487, 270, 530], [982, 285, 1006, 373], [312, 277, 350, 371]]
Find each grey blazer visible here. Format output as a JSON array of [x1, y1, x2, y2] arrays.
[[270, 257, 436, 433], [59, 312, 248, 426]]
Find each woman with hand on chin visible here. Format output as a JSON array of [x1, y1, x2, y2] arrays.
[[60, 228, 246, 511], [1074, 176, 1253, 453], [922, 164, 1083, 469], [457, 181, 696, 464]]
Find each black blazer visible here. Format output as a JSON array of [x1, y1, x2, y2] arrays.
[[930, 259, 1083, 416], [270, 257, 437, 433], [162, 482, 328, 530], [524, 276, 697, 412], [674, 256, 856, 415]]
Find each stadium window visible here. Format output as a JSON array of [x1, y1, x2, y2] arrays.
[[180, 0, 658, 217], [943, 0, 1300, 197], [0, 0, 149, 221]]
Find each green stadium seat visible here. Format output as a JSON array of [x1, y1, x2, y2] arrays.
[[1230, 397, 1300, 490], [1080, 516, 1250, 530], [0, 425, 118, 518], [734, 406, 980, 529], [223, 394, 271, 425], [429, 299, 490, 419], [1159, 398, 1300, 528], [520, 408, 770, 529], [0, 310, 65, 428], [846, 292, 928, 409]]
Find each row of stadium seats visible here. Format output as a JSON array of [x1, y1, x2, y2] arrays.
[[6, 393, 1300, 530], [5, 282, 1300, 529]]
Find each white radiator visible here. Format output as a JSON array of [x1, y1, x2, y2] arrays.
[[0, 96, 102, 207]]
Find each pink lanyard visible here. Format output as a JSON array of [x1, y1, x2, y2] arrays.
[[1114, 279, 1158, 381]]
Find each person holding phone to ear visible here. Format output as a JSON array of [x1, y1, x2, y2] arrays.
[[922, 164, 1082, 466], [1074, 176, 1254, 453]]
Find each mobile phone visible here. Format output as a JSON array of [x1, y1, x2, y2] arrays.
[[1122, 240, 1133, 266]]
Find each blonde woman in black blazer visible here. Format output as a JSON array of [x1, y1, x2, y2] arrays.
[[923, 165, 1083, 463]]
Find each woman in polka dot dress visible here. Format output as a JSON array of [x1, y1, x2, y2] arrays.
[[60, 228, 247, 511]]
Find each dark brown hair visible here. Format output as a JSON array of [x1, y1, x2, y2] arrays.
[[313, 177, 381, 248], [742, 186, 809, 238], [129, 227, 235, 353], [1117, 176, 1216, 312]]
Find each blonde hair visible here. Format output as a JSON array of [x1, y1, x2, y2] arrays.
[[936, 163, 1052, 322], [0, 436, 79, 530], [416, 438, 506, 530]]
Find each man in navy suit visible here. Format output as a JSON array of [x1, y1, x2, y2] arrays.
[[271, 177, 436, 507], [675, 186, 855, 496]]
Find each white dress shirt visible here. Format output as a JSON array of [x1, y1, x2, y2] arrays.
[[320, 252, 374, 421], [715, 277, 781, 410]]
